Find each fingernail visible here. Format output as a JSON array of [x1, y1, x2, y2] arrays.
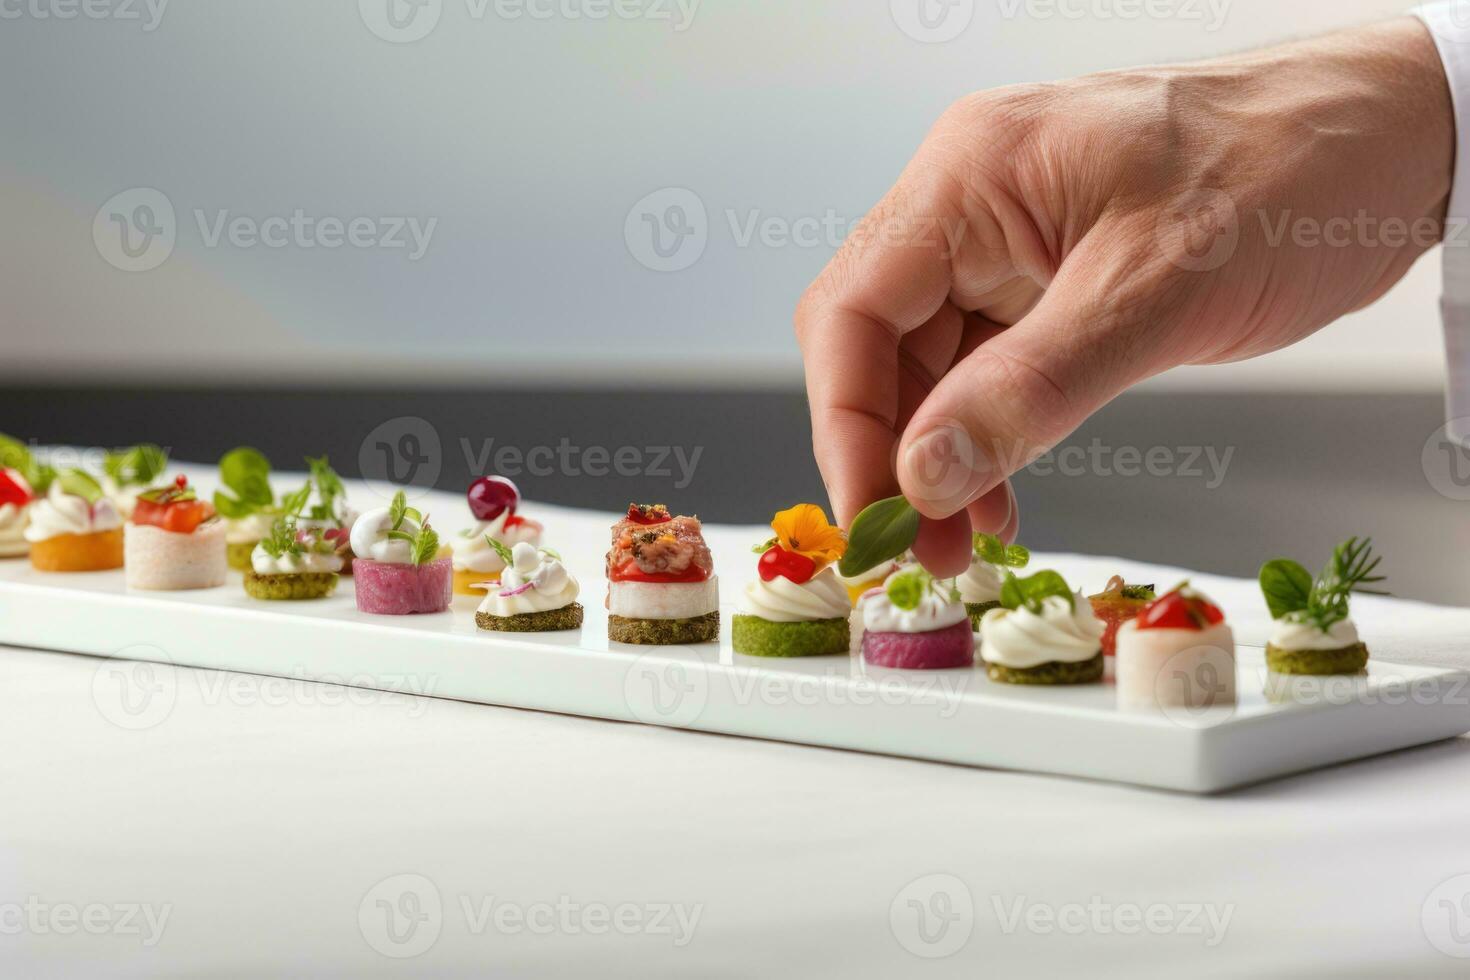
[[902, 424, 995, 517]]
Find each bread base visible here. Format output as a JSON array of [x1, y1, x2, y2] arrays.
[[29, 528, 125, 572], [242, 571, 339, 600], [475, 603, 585, 633], [731, 615, 849, 657], [986, 653, 1105, 686], [608, 612, 719, 645], [1265, 643, 1369, 676]]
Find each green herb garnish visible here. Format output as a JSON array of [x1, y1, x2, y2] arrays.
[[1122, 584, 1157, 601], [974, 533, 1029, 569], [999, 570, 1077, 615], [752, 537, 777, 555], [1259, 537, 1387, 633], [485, 536, 514, 566], [839, 496, 920, 579], [0, 433, 55, 492], [258, 516, 302, 560], [213, 447, 275, 520], [304, 455, 347, 523], [56, 468, 105, 504], [278, 481, 312, 519], [103, 444, 167, 488], [137, 479, 197, 505], [411, 523, 440, 566]]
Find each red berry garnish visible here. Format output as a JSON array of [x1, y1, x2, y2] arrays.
[[759, 545, 817, 585], [1137, 587, 1225, 631], [468, 476, 519, 522], [0, 468, 32, 508]]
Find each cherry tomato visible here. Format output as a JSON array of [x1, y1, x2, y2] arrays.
[[0, 468, 32, 508], [1137, 587, 1225, 631], [758, 546, 816, 585], [468, 476, 519, 522]]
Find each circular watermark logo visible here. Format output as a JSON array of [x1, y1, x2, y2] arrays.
[[622, 654, 709, 728], [624, 187, 708, 273], [889, 873, 974, 958], [358, 873, 443, 958], [358, 416, 443, 502], [1153, 644, 1238, 729], [1155, 188, 1238, 273], [91, 647, 178, 731], [900, 420, 984, 510], [1422, 873, 1470, 959], [359, 0, 443, 43], [889, 0, 975, 43], [1422, 418, 1470, 501], [93, 188, 176, 273]]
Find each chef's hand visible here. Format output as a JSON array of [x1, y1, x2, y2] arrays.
[[796, 17, 1452, 576]]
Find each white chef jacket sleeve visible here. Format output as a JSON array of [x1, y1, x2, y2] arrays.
[[1415, 2, 1470, 441]]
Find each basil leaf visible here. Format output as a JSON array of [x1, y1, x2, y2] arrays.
[[217, 447, 274, 516], [212, 492, 257, 519], [973, 533, 1006, 564], [105, 444, 168, 487], [1259, 559, 1312, 620], [1000, 569, 1075, 614], [839, 496, 920, 579]]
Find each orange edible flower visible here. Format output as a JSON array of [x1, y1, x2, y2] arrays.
[[771, 504, 846, 566]]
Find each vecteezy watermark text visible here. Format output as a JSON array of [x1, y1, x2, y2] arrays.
[[359, 0, 700, 44], [0, 897, 171, 947], [460, 438, 702, 490], [0, 0, 168, 30]]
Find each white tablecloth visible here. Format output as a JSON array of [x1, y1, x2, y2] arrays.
[[3, 481, 1470, 977]]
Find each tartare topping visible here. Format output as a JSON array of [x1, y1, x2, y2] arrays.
[[251, 517, 343, 575], [608, 508, 713, 583], [478, 542, 579, 617], [132, 475, 218, 534], [739, 565, 849, 623], [861, 567, 967, 635], [350, 491, 439, 565], [958, 533, 1030, 604], [625, 503, 672, 526], [1089, 576, 1158, 655], [1136, 584, 1225, 632], [980, 593, 1106, 669], [24, 477, 123, 541], [468, 476, 520, 522]]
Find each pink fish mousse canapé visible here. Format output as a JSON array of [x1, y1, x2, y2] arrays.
[[353, 557, 453, 616], [349, 496, 453, 616], [857, 570, 976, 670]]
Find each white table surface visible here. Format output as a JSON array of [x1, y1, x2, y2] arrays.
[[3, 471, 1470, 977]]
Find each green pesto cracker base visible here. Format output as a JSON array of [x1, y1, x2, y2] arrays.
[[242, 571, 339, 600], [986, 652, 1104, 686], [731, 614, 849, 658], [475, 603, 584, 633], [965, 601, 1001, 632], [227, 540, 259, 571], [1266, 643, 1369, 676], [608, 612, 719, 646]]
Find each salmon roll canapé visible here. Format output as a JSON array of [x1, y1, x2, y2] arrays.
[[124, 475, 229, 591], [605, 504, 718, 645]]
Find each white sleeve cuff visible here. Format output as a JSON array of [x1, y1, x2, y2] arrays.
[[1414, 3, 1470, 438]]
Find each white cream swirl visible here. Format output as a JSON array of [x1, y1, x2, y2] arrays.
[[349, 506, 421, 564], [0, 501, 29, 556], [835, 555, 908, 589], [250, 544, 343, 575], [24, 482, 122, 542], [226, 511, 277, 545], [980, 594, 1105, 668], [861, 571, 967, 634], [477, 542, 579, 617], [957, 558, 1005, 605], [1270, 615, 1360, 652], [739, 566, 849, 623], [454, 510, 541, 573]]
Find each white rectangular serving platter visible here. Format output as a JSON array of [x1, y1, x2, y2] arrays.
[[2, 558, 1468, 793]]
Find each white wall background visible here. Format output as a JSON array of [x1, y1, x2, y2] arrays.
[[0, 0, 1444, 390]]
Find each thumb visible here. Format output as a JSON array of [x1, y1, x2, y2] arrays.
[[896, 257, 1172, 519]]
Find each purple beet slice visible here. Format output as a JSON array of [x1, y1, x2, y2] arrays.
[[862, 620, 976, 670], [353, 557, 453, 615]]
